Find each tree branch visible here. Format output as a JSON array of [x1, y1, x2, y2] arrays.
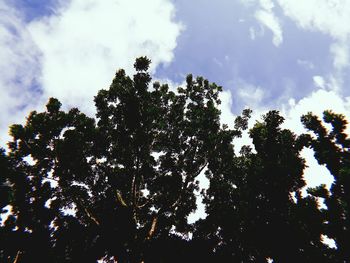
[[170, 161, 208, 210], [13, 250, 21, 263], [147, 216, 158, 240], [73, 197, 100, 226]]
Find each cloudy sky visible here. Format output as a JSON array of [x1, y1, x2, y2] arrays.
[[1, 0, 350, 221]]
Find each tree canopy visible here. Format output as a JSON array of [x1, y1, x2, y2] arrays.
[[0, 57, 349, 262]]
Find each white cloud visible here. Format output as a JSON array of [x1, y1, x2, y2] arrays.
[[330, 41, 350, 70], [218, 90, 235, 128], [297, 59, 315, 70], [312, 74, 343, 92], [188, 168, 209, 224], [237, 79, 265, 108], [249, 26, 256, 40], [0, 0, 182, 147], [216, 78, 268, 155], [27, 0, 182, 114], [249, 24, 265, 41], [282, 88, 350, 135], [254, 0, 283, 46], [259, 0, 275, 10], [0, 2, 44, 146], [248, 1, 350, 76], [276, 0, 350, 70], [281, 86, 350, 189], [276, 0, 350, 40], [300, 148, 334, 190], [313, 75, 325, 89]]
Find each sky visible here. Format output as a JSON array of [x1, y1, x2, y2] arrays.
[[1, 0, 350, 227]]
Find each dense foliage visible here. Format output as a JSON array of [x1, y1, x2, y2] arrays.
[[0, 58, 349, 262]]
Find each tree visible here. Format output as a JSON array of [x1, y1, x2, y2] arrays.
[[302, 110, 350, 262], [0, 57, 349, 262], [1, 57, 234, 262], [0, 148, 11, 210], [197, 110, 332, 262], [1, 97, 99, 262]]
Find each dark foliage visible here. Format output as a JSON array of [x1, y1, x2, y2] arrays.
[[0, 58, 349, 262], [302, 111, 350, 262]]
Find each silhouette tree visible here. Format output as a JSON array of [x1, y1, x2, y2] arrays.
[[0, 148, 11, 210], [302, 110, 350, 262], [1, 57, 234, 262], [0, 58, 349, 262], [197, 110, 333, 262]]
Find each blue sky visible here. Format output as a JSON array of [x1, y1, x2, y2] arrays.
[[1, 0, 350, 225], [156, 0, 337, 110], [1, 0, 350, 122]]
